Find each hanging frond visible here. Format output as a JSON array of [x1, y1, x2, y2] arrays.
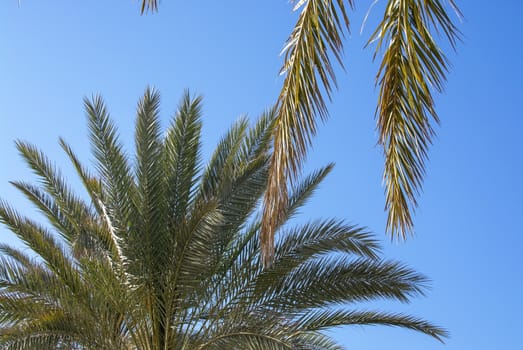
[[368, 0, 462, 238], [262, 0, 353, 267]]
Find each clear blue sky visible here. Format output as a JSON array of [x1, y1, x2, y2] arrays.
[[1, 1, 522, 349]]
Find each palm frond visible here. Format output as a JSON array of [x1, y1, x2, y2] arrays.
[[58, 138, 103, 217], [14, 142, 94, 246], [239, 107, 277, 165], [263, 0, 353, 266], [198, 331, 295, 350], [164, 90, 203, 225], [293, 309, 448, 342], [172, 198, 222, 293], [0, 245, 33, 269], [85, 94, 137, 240], [196, 116, 250, 221], [0, 201, 81, 294], [261, 257, 428, 311], [0, 332, 73, 350], [284, 164, 334, 222], [133, 87, 167, 271], [58, 139, 121, 259], [276, 219, 380, 263], [368, 0, 461, 238]]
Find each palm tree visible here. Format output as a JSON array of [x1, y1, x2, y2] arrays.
[[139, 0, 461, 264], [0, 88, 446, 349]]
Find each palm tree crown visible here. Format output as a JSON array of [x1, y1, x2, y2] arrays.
[[0, 88, 446, 349]]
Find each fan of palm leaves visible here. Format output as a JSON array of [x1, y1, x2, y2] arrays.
[[0, 88, 446, 349]]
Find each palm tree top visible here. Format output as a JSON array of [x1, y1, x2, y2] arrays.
[[0, 88, 447, 349]]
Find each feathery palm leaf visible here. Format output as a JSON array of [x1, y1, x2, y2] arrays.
[[263, 0, 352, 266], [261, 0, 461, 264], [369, 0, 462, 238], [0, 88, 446, 349]]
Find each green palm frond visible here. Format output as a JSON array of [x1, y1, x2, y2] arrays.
[[0, 88, 446, 349], [59, 139, 123, 261], [0, 332, 74, 350], [276, 219, 380, 263], [369, 0, 462, 238], [198, 117, 249, 201], [86, 94, 136, 240], [294, 309, 448, 341], [14, 142, 95, 246], [0, 244, 33, 269], [260, 257, 428, 311], [0, 202, 81, 293], [243, 108, 275, 154], [164, 90, 203, 225], [133, 87, 167, 278], [284, 164, 334, 222]]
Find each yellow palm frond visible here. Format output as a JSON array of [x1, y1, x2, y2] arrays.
[[262, 0, 352, 266], [369, 0, 462, 238]]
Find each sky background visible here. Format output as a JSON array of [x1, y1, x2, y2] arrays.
[[1, 1, 522, 349]]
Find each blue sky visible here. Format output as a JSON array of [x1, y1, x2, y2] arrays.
[[1, 1, 522, 349]]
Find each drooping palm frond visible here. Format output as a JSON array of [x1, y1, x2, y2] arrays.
[[369, 0, 462, 239], [263, 0, 353, 266], [259, 0, 461, 263], [0, 88, 446, 349]]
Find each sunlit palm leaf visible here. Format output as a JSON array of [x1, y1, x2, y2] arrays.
[[368, 0, 462, 238], [260, 0, 460, 261], [263, 0, 352, 266]]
